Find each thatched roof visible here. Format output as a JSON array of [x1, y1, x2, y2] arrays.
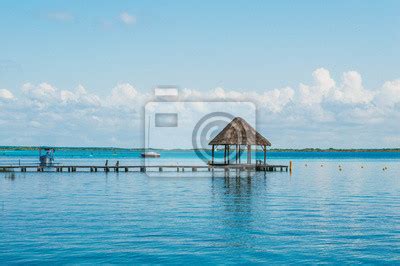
[[209, 117, 271, 146]]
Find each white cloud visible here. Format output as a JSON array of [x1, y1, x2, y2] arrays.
[[313, 68, 335, 91], [374, 80, 400, 108], [22, 82, 58, 108], [256, 87, 294, 113], [332, 71, 374, 104], [22, 83, 100, 109], [119, 12, 136, 25], [297, 68, 334, 106], [1, 68, 400, 147], [109, 83, 141, 107], [0, 89, 14, 100]]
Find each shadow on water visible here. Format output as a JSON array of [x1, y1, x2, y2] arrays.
[[211, 170, 269, 196]]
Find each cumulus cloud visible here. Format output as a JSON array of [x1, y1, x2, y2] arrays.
[[297, 68, 335, 106], [332, 71, 374, 104], [0, 89, 14, 100], [109, 83, 139, 107], [373, 80, 400, 108], [21, 83, 100, 110], [1, 68, 399, 148], [119, 12, 136, 25]]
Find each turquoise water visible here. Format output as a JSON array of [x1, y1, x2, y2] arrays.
[[1, 151, 400, 263]]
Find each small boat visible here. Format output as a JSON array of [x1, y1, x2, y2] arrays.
[[141, 151, 160, 158], [39, 147, 55, 166]]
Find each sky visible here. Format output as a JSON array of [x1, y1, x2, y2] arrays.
[[0, 0, 399, 148]]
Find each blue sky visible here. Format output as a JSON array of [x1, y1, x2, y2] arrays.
[[0, 1, 400, 148]]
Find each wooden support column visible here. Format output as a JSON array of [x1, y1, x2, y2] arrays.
[[227, 145, 230, 164], [235, 145, 238, 164], [211, 145, 215, 164], [247, 145, 251, 164], [263, 145, 266, 165], [224, 145, 227, 164], [238, 145, 241, 163]]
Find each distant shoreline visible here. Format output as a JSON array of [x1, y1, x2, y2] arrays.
[[1, 146, 400, 152]]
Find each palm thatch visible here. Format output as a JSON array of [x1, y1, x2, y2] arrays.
[[209, 117, 271, 146]]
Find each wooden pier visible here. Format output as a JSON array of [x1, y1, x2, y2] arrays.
[[0, 163, 289, 173]]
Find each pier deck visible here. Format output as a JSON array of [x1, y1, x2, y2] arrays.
[[0, 163, 288, 173]]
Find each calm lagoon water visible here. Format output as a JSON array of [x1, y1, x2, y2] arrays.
[[0, 151, 400, 264]]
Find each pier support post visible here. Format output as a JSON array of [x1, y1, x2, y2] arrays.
[[263, 145, 266, 165], [227, 145, 230, 164], [238, 145, 241, 164], [247, 145, 251, 164], [224, 145, 227, 164], [211, 145, 215, 164]]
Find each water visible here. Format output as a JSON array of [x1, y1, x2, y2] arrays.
[[1, 151, 400, 263]]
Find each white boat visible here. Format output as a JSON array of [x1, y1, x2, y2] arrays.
[[39, 147, 55, 166], [141, 151, 160, 158]]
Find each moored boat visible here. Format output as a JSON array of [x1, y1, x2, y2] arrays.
[[141, 151, 160, 158], [39, 148, 55, 166]]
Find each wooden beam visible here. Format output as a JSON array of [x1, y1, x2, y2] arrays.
[[224, 145, 227, 164], [238, 145, 241, 163], [263, 145, 266, 165], [247, 145, 251, 164], [211, 145, 215, 164], [236, 144, 238, 164], [227, 145, 230, 164]]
